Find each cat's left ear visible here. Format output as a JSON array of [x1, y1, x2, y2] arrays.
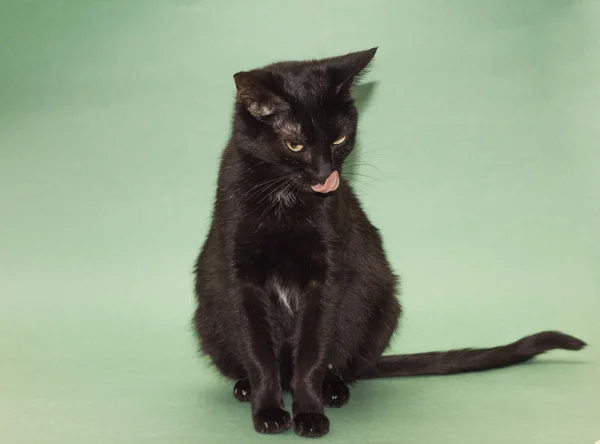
[[328, 47, 378, 96], [233, 71, 287, 119]]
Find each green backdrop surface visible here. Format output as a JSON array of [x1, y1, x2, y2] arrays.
[[1, 1, 598, 443]]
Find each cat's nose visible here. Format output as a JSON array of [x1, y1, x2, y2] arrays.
[[314, 162, 333, 184]]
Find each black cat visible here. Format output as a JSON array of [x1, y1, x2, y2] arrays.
[[192, 48, 585, 438]]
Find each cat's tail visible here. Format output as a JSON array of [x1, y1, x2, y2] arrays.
[[360, 331, 586, 379]]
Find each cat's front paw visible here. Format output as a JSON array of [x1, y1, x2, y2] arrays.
[[253, 408, 292, 434], [293, 412, 330, 438]]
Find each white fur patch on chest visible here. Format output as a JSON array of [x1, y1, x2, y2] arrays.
[[274, 281, 296, 315]]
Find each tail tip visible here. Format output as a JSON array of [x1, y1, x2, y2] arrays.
[[560, 335, 587, 351], [528, 331, 587, 352]]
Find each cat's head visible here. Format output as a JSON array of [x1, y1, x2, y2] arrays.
[[232, 48, 377, 194]]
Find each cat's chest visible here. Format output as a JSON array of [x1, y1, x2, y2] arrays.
[[271, 279, 298, 318], [233, 224, 327, 288]]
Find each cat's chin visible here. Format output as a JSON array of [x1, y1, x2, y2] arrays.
[[311, 171, 339, 194]]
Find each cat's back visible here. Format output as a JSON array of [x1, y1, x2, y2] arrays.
[[194, 140, 241, 294]]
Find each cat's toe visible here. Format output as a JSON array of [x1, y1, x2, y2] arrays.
[[293, 412, 330, 438], [323, 379, 350, 408], [253, 408, 292, 434], [233, 379, 251, 402]]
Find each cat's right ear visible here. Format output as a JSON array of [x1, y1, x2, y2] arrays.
[[233, 71, 286, 119]]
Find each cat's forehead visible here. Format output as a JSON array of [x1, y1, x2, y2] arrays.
[[283, 71, 330, 101], [266, 63, 336, 104], [248, 66, 338, 139]]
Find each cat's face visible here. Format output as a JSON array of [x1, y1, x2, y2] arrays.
[[232, 48, 377, 194]]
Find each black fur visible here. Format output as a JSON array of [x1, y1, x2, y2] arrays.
[[192, 48, 586, 438]]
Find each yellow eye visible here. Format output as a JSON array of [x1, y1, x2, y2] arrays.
[[332, 136, 347, 145], [285, 141, 304, 152]]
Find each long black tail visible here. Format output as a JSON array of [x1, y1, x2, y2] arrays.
[[361, 331, 586, 379]]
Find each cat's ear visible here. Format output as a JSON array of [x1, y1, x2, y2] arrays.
[[233, 71, 287, 119], [327, 47, 378, 96]]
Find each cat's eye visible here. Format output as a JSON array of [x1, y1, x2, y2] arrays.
[[332, 136, 347, 145], [285, 141, 304, 152]]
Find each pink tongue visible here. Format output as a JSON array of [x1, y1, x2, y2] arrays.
[[311, 170, 340, 194]]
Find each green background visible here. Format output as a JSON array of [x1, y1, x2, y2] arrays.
[[1, 1, 598, 443]]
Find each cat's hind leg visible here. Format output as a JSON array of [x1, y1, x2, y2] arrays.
[[234, 379, 251, 402]]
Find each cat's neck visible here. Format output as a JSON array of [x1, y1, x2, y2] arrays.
[[230, 150, 333, 224]]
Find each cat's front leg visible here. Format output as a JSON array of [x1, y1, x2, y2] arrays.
[[238, 283, 291, 434], [291, 281, 333, 438]]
